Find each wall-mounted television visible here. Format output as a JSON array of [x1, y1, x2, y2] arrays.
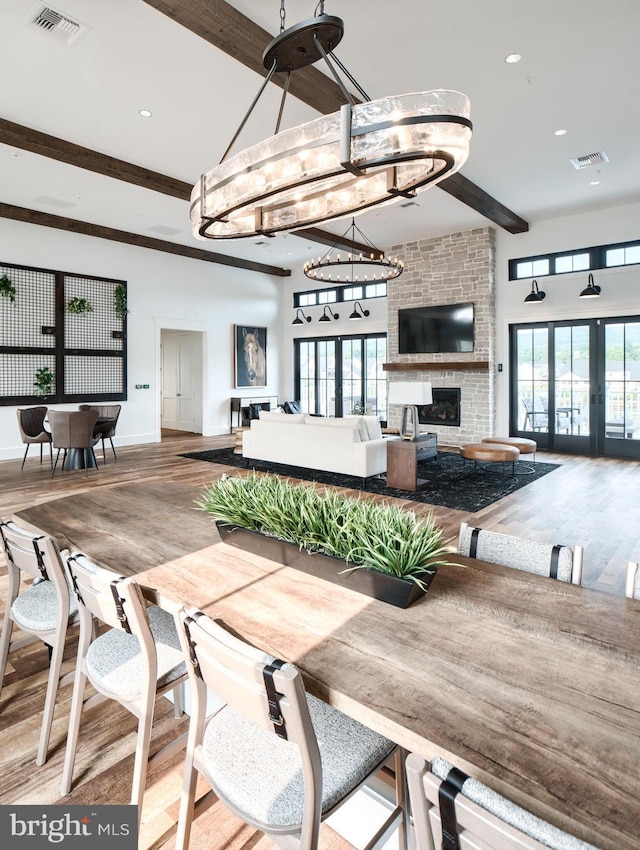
[[398, 303, 474, 354]]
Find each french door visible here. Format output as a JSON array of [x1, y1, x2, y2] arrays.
[[294, 333, 387, 418], [510, 317, 640, 458]]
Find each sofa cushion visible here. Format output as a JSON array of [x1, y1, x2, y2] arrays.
[[259, 411, 306, 424], [303, 415, 366, 440]]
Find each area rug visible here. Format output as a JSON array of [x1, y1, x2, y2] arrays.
[[179, 447, 560, 513]]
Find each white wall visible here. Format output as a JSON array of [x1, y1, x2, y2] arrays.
[[0, 219, 281, 460], [494, 200, 640, 433]]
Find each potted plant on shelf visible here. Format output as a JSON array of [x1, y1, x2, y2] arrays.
[[197, 473, 452, 608], [0, 273, 16, 304], [66, 296, 93, 316], [114, 284, 128, 319], [34, 366, 54, 399]]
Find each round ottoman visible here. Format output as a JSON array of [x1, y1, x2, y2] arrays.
[[482, 436, 536, 472], [459, 442, 520, 479]]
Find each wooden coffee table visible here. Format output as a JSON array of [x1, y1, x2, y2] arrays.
[[232, 426, 250, 455]]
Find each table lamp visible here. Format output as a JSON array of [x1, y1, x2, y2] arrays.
[[387, 381, 433, 441]]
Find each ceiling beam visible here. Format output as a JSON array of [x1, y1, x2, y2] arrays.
[[0, 117, 190, 200], [0, 117, 365, 254], [0, 203, 291, 277], [141, 0, 349, 116], [294, 227, 382, 259], [142, 0, 529, 234]]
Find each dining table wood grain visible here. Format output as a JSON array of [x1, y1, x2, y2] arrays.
[[15, 480, 640, 850]]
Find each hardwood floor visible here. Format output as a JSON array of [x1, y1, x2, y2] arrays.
[[0, 431, 638, 847]]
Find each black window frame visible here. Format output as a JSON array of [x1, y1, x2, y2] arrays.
[[508, 238, 640, 281]]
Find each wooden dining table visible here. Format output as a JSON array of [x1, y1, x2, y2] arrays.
[[15, 481, 640, 850]]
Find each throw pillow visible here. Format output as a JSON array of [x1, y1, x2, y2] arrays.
[[283, 400, 303, 414]]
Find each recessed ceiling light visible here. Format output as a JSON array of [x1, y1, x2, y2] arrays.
[[554, 129, 567, 136], [504, 53, 521, 64], [590, 180, 601, 186], [138, 109, 153, 118]]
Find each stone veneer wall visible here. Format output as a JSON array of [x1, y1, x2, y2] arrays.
[[387, 226, 496, 446]]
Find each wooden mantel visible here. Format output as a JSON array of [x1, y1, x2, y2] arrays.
[[383, 361, 490, 372]]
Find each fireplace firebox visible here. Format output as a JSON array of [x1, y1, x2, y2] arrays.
[[418, 388, 461, 427]]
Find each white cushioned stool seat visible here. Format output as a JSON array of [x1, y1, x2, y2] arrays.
[[86, 606, 186, 697], [203, 692, 395, 829], [12, 580, 78, 632]]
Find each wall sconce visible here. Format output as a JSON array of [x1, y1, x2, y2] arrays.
[[292, 308, 311, 325], [580, 273, 601, 298], [524, 280, 546, 303], [318, 305, 339, 323], [349, 301, 370, 320]]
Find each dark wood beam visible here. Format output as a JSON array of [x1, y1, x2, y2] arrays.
[[142, 0, 528, 234], [141, 0, 349, 116], [0, 203, 290, 277], [0, 117, 360, 255], [293, 227, 382, 258], [0, 117, 191, 201], [439, 174, 529, 235]]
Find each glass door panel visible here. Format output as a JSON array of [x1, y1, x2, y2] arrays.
[[298, 340, 316, 414], [601, 320, 640, 456], [553, 323, 591, 450], [317, 341, 336, 417], [515, 326, 549, 438]]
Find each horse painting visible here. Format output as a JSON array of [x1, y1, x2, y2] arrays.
[[235, 326, 267, 387]]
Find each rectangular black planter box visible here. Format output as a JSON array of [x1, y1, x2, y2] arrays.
[[216, 521, 434, 608]]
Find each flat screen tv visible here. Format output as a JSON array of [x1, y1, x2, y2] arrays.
[[398, 303, 474, 354]]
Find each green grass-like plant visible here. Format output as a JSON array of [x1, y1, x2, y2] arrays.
[[197, 473, 453, 589]]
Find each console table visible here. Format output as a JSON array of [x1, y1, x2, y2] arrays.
[[229, 395, 278, 432], [386, 433, 437, 491]]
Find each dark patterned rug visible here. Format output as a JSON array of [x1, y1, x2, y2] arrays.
[[179, 447, 560, 513]]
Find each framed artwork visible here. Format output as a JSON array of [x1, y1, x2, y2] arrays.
[[234, 325, 267, 388]]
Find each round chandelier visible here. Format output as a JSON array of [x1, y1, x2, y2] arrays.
[[303, 218, 404, 282], [190, 2, 472, 241]]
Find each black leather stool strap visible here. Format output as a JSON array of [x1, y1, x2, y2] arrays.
[[469, 527, 482, 559], [263, 658, 288, 740], [439, 767, 469, 850], [550, 544, 562, 579]]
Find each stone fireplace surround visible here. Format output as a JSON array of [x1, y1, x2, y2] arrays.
[[386, 227, 496, 446]]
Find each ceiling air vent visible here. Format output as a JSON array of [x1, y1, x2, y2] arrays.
[[28, 4, 90, 45], [570, 151, 609, 170]]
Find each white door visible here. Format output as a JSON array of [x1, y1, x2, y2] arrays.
[[161, 331, 203, 432]]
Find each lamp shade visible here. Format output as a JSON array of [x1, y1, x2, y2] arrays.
[[387, 382, 433, 405]]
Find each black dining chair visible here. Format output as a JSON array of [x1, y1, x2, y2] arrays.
[[78, 404, 121, 462], [16, 406, 53, 471]]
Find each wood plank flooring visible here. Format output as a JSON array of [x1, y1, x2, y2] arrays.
[[0, 431, 638, 848]]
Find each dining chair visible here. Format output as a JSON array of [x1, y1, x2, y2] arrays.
[[61, 552, 187, 827], [457, 522, 583, 584], [625, 561, 640, 599], [406, 753, 600, 850], [78, 404, 121, 462], [48, 409, 100, 477], [16, 406, 53, 471], [174, 607, 407, 850], [0, 518, 77, 765]]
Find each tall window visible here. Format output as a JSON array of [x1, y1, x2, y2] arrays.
[[294, 333, 387, 418]]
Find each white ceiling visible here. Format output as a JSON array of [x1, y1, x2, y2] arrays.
[[1, 0, 639, 272]]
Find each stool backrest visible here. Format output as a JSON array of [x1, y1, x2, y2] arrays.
[[458, 522, 582, 584], [0, 519, 68, 602], [17, 406, 48, 440]]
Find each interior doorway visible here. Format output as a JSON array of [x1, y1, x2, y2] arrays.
[[160, 330, 203, 434]]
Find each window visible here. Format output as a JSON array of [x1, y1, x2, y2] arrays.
[[509, 239, 640, 281], [294, 281, 387, 308], [554, 253, 590, 274], [606, 244, 640, 267]]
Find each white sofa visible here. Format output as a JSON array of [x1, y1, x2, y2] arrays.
[[242, 411, 394, 484]]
